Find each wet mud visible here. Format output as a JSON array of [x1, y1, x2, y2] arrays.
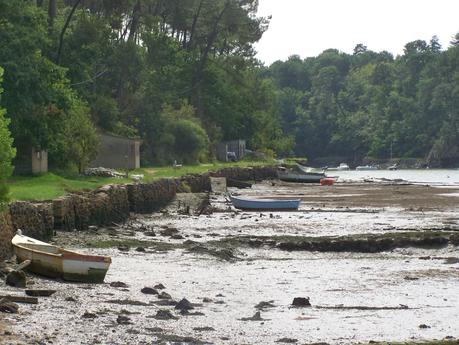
[[1, 179, 459, 344]]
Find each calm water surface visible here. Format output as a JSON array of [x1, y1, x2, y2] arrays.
[[331, 169, 459, 185]]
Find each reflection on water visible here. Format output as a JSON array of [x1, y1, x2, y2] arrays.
[[331, 169, 459, 185]]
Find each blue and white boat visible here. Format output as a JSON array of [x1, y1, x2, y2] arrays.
[[229, 195, 300, 210]]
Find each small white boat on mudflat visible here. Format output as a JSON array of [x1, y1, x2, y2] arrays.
[[12, 232, 111, 283]]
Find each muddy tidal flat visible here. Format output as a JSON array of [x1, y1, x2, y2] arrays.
[[2, 175, 459, 345]]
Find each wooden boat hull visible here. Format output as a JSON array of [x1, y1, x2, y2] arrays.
[[12, 234, 111, 283], [229, 195, 300, 210]]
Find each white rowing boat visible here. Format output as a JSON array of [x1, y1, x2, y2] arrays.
[[12, 231, 111, 283]]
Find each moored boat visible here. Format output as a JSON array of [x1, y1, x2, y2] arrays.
[[326, 163, 350, 171], [229, 195, 300, 210], [12, 232, 111, 283], [277, 165, 325, 183], [355, 165, 379, 171]]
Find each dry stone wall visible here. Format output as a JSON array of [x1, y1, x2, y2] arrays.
[[0, 210, 14, 260], [0, 166, 277, 256]]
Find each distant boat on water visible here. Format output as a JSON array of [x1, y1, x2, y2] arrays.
[[277, 165, 325, 183], [326, 163, 350, 171], [229, 195, 300, 210], [356, 165, 379, 171]]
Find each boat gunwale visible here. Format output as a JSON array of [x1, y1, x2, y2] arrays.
[[12, 235, 111, 263]]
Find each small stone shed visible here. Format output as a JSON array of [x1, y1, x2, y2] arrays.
[[14, 146, 48, 175], [216, 139, 246, 162], [90, 133, 141, 170]]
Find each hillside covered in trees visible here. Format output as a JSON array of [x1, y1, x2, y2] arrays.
[[264, 38, 459, 167], [0, 0, 458, 187]]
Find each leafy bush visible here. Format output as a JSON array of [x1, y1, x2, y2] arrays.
[[0, 67, 16, 205]]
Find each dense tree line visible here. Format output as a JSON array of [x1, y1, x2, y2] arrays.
[[0, 0, 286, 172], [263, 36, 459, 166], [1, 0, 458, 196]]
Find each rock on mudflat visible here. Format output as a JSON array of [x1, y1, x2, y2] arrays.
[[154, 283, 166, 290], [175, 298, 194, 311], [255, 301, 276, 310], [110, 281, 129, 288], [276, 338, 298, 343], [291, 297, 311, 307], [6, 271, 26, 288], [239, 311, 268, 321], [154, 309, 178, 320], [141, 287, 158, 295], [158, 291, 172, 300], [0, 298, 19, 314]]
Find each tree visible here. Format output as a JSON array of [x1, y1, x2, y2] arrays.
[[51, 100, 99, 173], [0, 67, 16, 205]]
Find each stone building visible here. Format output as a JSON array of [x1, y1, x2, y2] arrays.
[[90, 133, 141, 170], [216, 139, 246, 162]]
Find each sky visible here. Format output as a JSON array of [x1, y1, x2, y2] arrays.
[[255, 0, 459, 65]]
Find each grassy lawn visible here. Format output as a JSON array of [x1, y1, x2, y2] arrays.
[[7, 160, 273, 201]]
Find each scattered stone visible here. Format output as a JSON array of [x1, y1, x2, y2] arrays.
[[117, 245, 130, 252], [25, 289, 56, 297], [180, 309, 205, 316], [419, 324, 431, 329], [154, 309, 178, 320], [276, 338, 298, 343], [160, 227, 179, 237], [175, 298, 194, 311], [202, 297, 213, 303], [0, 298, 19, 313], [171, 234, 184, 240], [141, 287, 158, 295], [144, 231, 156, 237], [444, 257, 459, 264], [216, 293, 224, 297], [255, 301, 276, 310], [154, 283, 166, 290], [152, 299, 178, 306], [404, 276, 419, 281], [82, 312, 97, 319], [135, 246, 146, 252], [106, 299, 148, 306], [65, 297, 77, 302], [158, 292, 172, 300], [110, 281, 129, 288], [292, 297, 311, 307], [239, 311, 267, 321], [88, 226, 98, 232], [116, 315, 132, 325], [193, 327, 215, 332], [6, 271, 26, 288]]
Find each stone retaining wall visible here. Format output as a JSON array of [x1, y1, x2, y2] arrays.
[[0, 166, 277, 255], [0, 209, 14, 260]]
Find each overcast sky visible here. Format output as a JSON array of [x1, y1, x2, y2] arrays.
[[255, 0, 459, 65]]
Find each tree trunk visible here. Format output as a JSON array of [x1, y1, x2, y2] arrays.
[[48, 0, 57, 34], [191, 0, 230, 117], [128, 1, 142, 41], [56, 0, 82, 64], [187, 0, 204, 50]]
